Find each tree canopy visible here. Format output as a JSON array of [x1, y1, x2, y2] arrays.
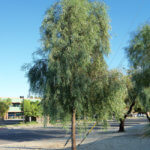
[[88, 70, 127, 122], [138, 88, 150, 113], [126, 24, 150, 88], [22, 100, 42, 118], [27, 0, 111, 121], [0, 98, 11, 119]]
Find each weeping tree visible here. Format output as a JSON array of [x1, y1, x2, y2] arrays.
[[26, 0, 111, 149], [118, 74, 139, 132], [25, 0, 131, 148], [0, 98, 11, 120], [125, 24, 150, 129], [126, 23, 150, 88], [22, 100, 42, 122]]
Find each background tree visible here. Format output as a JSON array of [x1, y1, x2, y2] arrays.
[[126, 24, 150, 88], [22, 100, 42, 122], [138, 88, 150, 121], [0, 98, 11, 120], [103, 70, 127, 121], [87, 70, 127, 125], [118, 74, 138, 132], [125, 23, 150, 131]]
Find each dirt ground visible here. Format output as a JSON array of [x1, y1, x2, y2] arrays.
[[0, 118, 149, 150]]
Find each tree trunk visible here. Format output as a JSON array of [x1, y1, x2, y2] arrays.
[[119, 100, 136, 132], [71, 109, 76, 150], [145, 112, 150, 122], [119, 119, 125, 132], [29, 116, 32, 122]]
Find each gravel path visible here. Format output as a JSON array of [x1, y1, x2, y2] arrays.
[[78, 123, 150, 150]]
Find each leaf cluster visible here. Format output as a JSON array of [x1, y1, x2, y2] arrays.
[[126, 24, 150, 88], [22, 100, 42, 117], [0, 98, 11, 118]]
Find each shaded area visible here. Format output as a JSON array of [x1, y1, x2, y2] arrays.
[[58, 122, 150, 150], [0, 128, 69, 143], [77, 118, 148, 131], [0, 119, 23, 126], [0, 118, 148, 149]]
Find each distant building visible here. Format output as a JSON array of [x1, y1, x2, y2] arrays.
[[0, 97, 40, 119]]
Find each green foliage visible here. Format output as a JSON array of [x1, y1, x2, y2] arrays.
[[126, 24, 150, 88], [22, 100, 42, 117], [26, 0, 129, 136], [0, 98, 11, 118], [132, 69, 150, 88], [126, 24, 150, 116], [126, 24, 150, 69], [124, 73, 138, 106], [27, 59, 48, 95], [137, 87, 150, 113], [22, 100, 32, 116], [105, 71, 127, 120], [27, 0, 111, 123], [88, 70, 127, 121], [43, 0, 110, 116], [24, 2, 131, 137]]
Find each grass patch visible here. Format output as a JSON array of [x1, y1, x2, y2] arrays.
[[19, 121, 38, 125]]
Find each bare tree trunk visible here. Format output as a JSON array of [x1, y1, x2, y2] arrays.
[[71, 109, 76, 150], [119, 119, 125, 132], [145, 112, 150, 122], [119, 100, 136, 132]]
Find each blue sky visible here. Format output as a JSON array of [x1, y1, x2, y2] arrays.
[[0, 0, 149, 98]]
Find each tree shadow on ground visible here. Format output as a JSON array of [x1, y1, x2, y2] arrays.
[[57, 123, 150, 150], [0, 127, 70, 142]]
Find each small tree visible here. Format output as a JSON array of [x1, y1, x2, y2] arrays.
[[31, 101, 42, 118], [118, 74, 138, 132], [0, 98, 11, 120], [22, 100, 42, 122], [125, 24, 150, 128]]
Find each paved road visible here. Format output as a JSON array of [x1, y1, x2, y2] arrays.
[[0, 127, 68, 145], [0, 118, 148, 146]]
